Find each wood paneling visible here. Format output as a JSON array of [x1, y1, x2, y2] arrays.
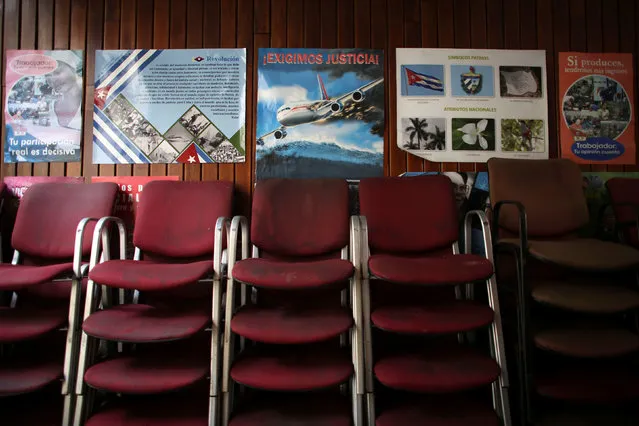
[[1, 0, 638, 213]]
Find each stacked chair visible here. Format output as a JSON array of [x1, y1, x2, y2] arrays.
[[358, 175, 511, 426], [488, 158, 639, 425], [606, 177, 639, 248], [0, 182, 118, 425], [221, 178, 364, 426], [72, 181, 233, 426]]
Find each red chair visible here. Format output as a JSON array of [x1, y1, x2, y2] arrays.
[[72, 181, 233, 426], [221, 178, 364, 426], [358, 175, 511, 426], [0, 182, 118, 426]]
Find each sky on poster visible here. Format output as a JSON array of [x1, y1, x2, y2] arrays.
[[257, 48, 384, 154], [95, 49, 246, 136]]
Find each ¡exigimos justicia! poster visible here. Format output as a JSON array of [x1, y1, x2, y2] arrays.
[[559, 52, 635, 165]]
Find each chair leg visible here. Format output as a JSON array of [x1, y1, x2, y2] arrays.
[[361, 276, 375, 426], [486, 273, 512, 426], [221, 276, 236, 426], [351, 273, 366, 426], [209, 278, 223, 426], [61, 277, 83, 426]]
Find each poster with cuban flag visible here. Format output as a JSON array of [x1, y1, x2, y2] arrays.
[[396, 48, 549, 163], [92, 49, 246, 164]]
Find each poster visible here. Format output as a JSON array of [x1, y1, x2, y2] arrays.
[[1, 176, 85, 260], [559, 53, 635, 165], [256, 48, 384, 180], [396, 49, 549, 163], [92, 49, 246, 164], [4, 50, 84, 163], [91, 176, 180, 257]]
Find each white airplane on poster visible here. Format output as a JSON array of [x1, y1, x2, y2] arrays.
[[257, 73, 383, 146]]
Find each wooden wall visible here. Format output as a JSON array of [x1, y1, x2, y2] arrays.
[[1, 0, 638, 214]]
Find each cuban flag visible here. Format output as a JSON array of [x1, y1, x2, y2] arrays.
[[176, 142, 213, 164], [405, 67, 444, 92]]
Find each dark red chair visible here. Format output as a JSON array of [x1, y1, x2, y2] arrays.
[[489, 158, 639, 425], [0, 182, 118, 426], [358, 175, 511, 426], [72, 180, 233, 426], [0, 182, 6, 263], [606, 177, 639, 248], [221, 178, 363, 426]]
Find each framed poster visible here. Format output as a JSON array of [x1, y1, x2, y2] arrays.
[[92, 49, 246, 164], [396, 49, 549, 163], [256, 48, 385, 180], [559, 53, 635, 165], [4, 50, 84, 163]]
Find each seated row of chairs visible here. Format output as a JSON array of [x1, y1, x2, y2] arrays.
[[1, 158, 639, 425]]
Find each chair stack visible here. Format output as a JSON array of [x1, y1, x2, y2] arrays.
[[221, 178, 363, 426], [488, 158, 639, 425], [358, 175, 511, 426], [72, 181, 233, 426], [0, 182, 118, 425]]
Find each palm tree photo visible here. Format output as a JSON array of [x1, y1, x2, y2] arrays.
[[403, 117, 429, 149]]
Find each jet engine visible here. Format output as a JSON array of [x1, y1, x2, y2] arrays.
[[330, 102, 343, 112], [274, 129, 288, 140], [351, 90, 365, 102]]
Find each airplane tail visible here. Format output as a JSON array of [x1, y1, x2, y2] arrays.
[[317, 74, 329, 100]]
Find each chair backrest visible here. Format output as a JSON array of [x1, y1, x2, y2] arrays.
[[12, 182, 119, 259], [359, 175, 459, 254], [251, 178, 350, 258], [133, 180, 234, 258], [605, 177, 639, 246], [488, 158, 589, 238]]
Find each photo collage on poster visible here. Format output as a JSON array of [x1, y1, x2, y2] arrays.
[[92, 48, 247, 164], [559, 53, 635, 165], [396, 48, 550, 163]]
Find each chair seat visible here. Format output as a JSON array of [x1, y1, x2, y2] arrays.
[[85, 395, 209, 426], [536, 364, 639, 402], [368, 254, 493, 285], [374, 346, 500, 392], [230, 346, 353, 391], [0, 263, 74, 291], [532, 281, 639, 313], [376, 397, 499, 426], [372, 301, 494, 334], [535, 327, 639, 358], [0, 358, 61, 396], [527, 238, 639, 271], [232, 258, 354, 290], [229, 393, 351, 426], [88, 260, 212, 291], [231, 305, 353, 344], [0, 306, 67, 342], [84, 354, 208, 394], [82, 304, 210, 343]]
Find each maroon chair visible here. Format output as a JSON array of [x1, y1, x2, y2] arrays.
[[0, 182, 6, 263], [606, 177, 639, 248], [73, 181, 233, 426], [0, 182, 118, 426], [221, 178, 363, 426], [358, 175, 511, 426]]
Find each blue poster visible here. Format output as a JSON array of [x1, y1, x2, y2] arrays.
[[4, 50, 84, 163], [92, 49, 246, 164], [256, 48, 385, 180]]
